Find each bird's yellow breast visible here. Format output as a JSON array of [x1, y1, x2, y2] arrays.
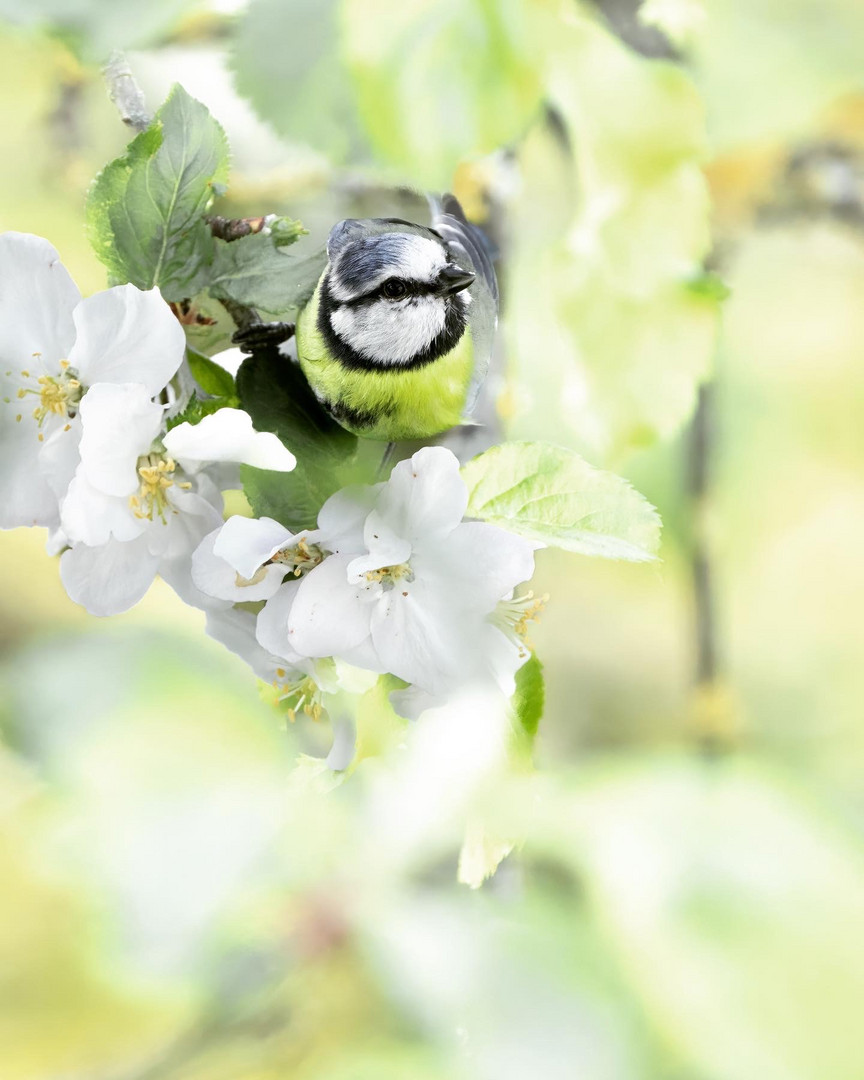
[[296, 280, 474, 441]]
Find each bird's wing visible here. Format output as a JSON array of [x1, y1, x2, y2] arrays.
[[429, 194, 499, 414]]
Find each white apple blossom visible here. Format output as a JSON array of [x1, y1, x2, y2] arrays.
[[0, 232, 185, 530], [60, 401, 297, 617], [259, 447, 541, 711], [191, 484, 380, 606]]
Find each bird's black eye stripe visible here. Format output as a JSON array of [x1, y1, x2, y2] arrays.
[[343, 278, 430, 306]]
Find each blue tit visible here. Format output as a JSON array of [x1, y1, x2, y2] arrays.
[[294, 195, 498, 441]]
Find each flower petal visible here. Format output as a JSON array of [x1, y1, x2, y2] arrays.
[[316, 483, 381, 554], [206, 607, 298, 683], [255, 578, 306, 661], [60, 536, 159, 616], [61, 471, 145, 546], [0, 408, 58, 528], [0, 232, 79, 372], [284, 554, 378, 658], [414, 521, 538, 612], [68, 285, 185, 395], [212, 515, 296, 579], [369, 577, 474, 695], [39, 417, 81, 499], [77, 383, 164, 496], [192, 527, 287, 603], [162, 408, 296, 473], [376, 446, 467, 545]]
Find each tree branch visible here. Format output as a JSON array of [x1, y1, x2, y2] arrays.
[[102, 51, 151, 134]]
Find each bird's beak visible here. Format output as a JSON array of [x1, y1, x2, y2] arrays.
[[436, 265, 475, 296]]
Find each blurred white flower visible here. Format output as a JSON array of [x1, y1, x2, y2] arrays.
[[0, 232, 184, 530], [281, 447, 539, 706]]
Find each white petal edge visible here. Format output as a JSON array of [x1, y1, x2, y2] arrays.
[[163, 408, 296, 473], [68, 284, 185, 396]]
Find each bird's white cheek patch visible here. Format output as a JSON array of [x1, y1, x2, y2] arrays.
[[331, 298, 447, 365]]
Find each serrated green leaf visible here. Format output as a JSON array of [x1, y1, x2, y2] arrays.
[[86, 84, 229, 300], [209, 233, 302, 314], [186, 347, 236, 398], [462, 442, 661, 560]]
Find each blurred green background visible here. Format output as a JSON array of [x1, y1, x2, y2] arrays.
[[2, 1, 864, 1077]]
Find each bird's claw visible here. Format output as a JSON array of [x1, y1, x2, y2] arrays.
[[232, 321, 296, 354]]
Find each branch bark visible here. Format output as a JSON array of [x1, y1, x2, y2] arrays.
[[102, 51, 151, 134]]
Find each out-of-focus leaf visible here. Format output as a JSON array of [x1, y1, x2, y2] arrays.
[[231, 0, 365, 165], [340, 0, 544, 187], [506, 12, 719, 464], [569, 759, 864, 1080], [511, 651, 544, 758], [462, 442, 661, 560], [0, 0, 196, 60], [86, 85, 229, 300], [639, 0, 706, 48], [690, 0, 864, 149]]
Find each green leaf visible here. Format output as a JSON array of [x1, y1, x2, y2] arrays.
[[231, 0, 366, 166], [506, 15, 720, 463], [186, 347, 236, 398], [509, 652, 544, 767], [236, 347, 356, 529], [462, 442, 661, 561], [86, 84, 229, 300], [0, 0, 197, 61], [269, 216, 308, 247], [164, 395, 234, 432], [567, 760, 864, 1080], [341, 0, 544, 187], [209, 232, 309, 314]]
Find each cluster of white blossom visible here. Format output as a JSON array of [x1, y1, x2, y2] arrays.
[[1, 232, 543, 722], [195, 446, 542, 718], [0, 233, 296, 615]]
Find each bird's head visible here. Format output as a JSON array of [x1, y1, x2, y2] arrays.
[[319, 220, 474, 370]]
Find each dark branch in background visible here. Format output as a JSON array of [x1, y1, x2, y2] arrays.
[[103, 51, 152, 133]]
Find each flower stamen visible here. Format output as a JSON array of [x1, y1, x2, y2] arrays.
[[491, 591, 548, 657], [273, 673, 324, 722], [270, 536, 327, 577], [130, 454, 177, 522], [17, 366, 82, 426], [364, 562, 413, 586]]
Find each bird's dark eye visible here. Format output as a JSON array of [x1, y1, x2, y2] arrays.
[[382, 278, 407, 300]]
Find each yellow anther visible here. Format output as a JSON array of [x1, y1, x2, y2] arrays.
[[364, 562, 413, 585], [16, 366, 83, 426], [128, 455, 177, 523]]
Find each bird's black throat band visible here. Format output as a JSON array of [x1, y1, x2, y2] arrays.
[[317, 273, 468, 373]]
